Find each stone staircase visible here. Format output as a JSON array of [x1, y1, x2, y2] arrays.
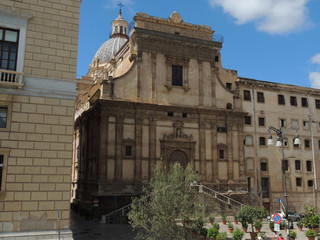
[[100, 203, 131, 224]]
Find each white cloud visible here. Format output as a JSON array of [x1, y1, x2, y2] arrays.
[[309, 72, 320, 89], [208, 0, 309, 34], [311, 53, 320, 65]]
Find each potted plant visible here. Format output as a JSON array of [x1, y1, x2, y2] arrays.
[[257, 232, 266, 240], [289, 231, 297, 240], [200, 228, 207, 240], [207, 227, 219, 240], [241, 221, 248, 232], [254, 220, 263, 232], [232, 228, 244, 240], [213, 222, 220, 230], [228, 222, 234, 233], [216, 232, 227, 240], [297, 221, 303, 231], [234, 214, 239, 224], [209, 216, 215, 225], [305, 229, 317, 240], [269, 221, 274, 232], [281, 221, 288, 231], [237, 205, 268, 233], [221, 214, 227, 224]]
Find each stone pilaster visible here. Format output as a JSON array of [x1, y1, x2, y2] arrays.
[[135, 117, 143, 181], [99, 113, 108, 180], [227, 122, 234, 181], [198, 60, 204, 106], [210, 62, 216, 107], [211, 121, 218, 181], [149, 117, 156, 178], [115, 115, 124, 181], [151, 52, 157, 100], [199, 120, 206, 179]]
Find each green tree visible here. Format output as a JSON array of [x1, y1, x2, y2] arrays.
[[128, 162, 203, 240], [237, 206, 268, 232]]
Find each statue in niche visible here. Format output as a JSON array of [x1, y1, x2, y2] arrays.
[[176, 128, 181, 138]]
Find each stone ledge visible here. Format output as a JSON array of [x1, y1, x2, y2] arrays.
[[0, 229, 73, 240]]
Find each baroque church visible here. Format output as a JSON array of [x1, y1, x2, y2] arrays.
[[74, 10, 320, 214]]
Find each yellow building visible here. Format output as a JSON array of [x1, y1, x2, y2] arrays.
[[0, 0, 81, 239]]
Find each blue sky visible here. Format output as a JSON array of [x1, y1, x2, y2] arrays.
[[77, 0, 320, 89]]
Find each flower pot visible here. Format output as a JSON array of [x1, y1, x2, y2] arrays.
[[234, 220, 238, 224], [270, 228, 274, 232], [255, 228, 261, 233], [298, 226, 303, 231], [242, 228, 247, 233], [222, 220, 227, 225], [228, 228, 233, 233], [249, 232, 257, 239], [210, 221, 214, 225], [209, 238, 216, 240], [308, 237, 315, 240]]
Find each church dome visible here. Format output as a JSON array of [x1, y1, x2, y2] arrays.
[[92, 9, 128, 64]]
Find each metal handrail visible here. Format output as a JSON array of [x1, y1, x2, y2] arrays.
[[195, 184, 246, 209], [100, 203, 131, 224]]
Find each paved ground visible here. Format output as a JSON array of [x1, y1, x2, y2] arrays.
[[70, 212, 315, 240]]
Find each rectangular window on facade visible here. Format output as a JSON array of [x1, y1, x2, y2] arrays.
[[182, 113, 187, 118], [280, 119, 286, 128], [245, 116, 251, 125], [295, 160, 301, 170], [167, 112, 173, 117], [172, 65, 183, 86], [283, 160, 288, 172], [278, 95, 285, 105], [258, 117, 265, 126], [245, 136, 253, 145], [0, 107, 8, 128], [259, 137, 266, 146], [0, 155, 3, 191], [226, 83, 232, 90], [257, 92, 265, 103], [217, 127, 227, 133], [261, 162, 267, 171], [301, 97, 308, 107], [0, 28, 19, 71], [308, 180, 313, 187], [296, 178, 302, 187], [125, 146, 132, 157], [290, 96, 297, 106], [305, 139, 310, 148], [219, 150, 224, 159], [316, 100, 320, 109], [303, 121, 308, 130], [261, 178, 269, 198], [307, 160, 312, 172], [243, 90, 251, 100]]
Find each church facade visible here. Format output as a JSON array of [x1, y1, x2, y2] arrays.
[[74, 11, 320, 214]]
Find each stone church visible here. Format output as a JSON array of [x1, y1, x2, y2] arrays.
[[74, 10, 320, 213], [74, 10, 247, 212]]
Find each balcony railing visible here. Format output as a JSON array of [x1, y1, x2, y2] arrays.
[[0, 69, 24, 89]]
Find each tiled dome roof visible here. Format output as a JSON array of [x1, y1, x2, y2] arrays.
[[93, 37, 127, 64]]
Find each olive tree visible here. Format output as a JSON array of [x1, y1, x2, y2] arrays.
[[128, 162, 203, 240]]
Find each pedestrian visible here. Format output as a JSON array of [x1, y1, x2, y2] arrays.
[[278, 233, 284, 240]]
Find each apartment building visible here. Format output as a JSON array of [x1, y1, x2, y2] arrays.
[[0, 1, 81, 239]]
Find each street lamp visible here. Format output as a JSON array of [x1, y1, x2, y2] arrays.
[[267, 125, 300, 240]]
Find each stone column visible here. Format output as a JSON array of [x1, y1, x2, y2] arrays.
[[135, 117, 143, 181], [211, 121, 218, 181], [210, 62, 216, 107], [149, 117, 156, 179], [99, 113, 108, 180], [198, 60, 204, 106], [115, 115, 124, 181], [227, 122, 234, 182], [151, 52, 157, 100], [199, 120, 206, 179]]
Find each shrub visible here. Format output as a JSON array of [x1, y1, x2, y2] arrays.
[[254, 220, 263, 229], [207, 227, 219, 238], [232, 228, 244, 240], [228, 222, 234, 229], [269, 221, 274, 229], [209, 216, 215, 223], [216, 232, 227, 240], [297, 220, 303, 228], [221, 213, 227, 221], [290, 231, 297, 239], [200, 228, 207, 237], [213, 222, 220, 230], [241, 221, 248, 229], [305, 229, 317, 237]]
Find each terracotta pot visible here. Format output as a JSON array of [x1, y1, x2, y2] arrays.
[[270, 228, 274, 232], [209, 238, 216, 240], [249, 232, 257, 239], [308, 237, 315, 240], [255, 228, 261, 233], [298, 226, 303, 231], [242, 228, 247, 233], [210, 221, 213, 225], [313, 228, 318, 233], [228, 228, 233, 233], [222, 220, 227, 225], [234, 220, 238, 224]]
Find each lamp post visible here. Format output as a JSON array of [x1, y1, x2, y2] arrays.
[[267, 125, 300, 240]]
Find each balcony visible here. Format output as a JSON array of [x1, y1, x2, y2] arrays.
[[0, 69, 24, 89]]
